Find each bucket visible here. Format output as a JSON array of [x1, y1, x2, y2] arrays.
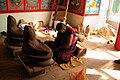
[[114, 23, 120, 50]]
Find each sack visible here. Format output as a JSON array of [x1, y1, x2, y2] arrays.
[[69, 67, 88, 80]]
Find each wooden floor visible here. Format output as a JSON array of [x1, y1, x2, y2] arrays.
[[83, 36, 120, 80], [0, 35, 120, 80]]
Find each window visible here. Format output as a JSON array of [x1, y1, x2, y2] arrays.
[[99, 0, 109, 19], [110, 0, 120, 22]]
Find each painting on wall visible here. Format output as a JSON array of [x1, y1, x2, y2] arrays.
[[8, 0, 24, 10], [0, 0, 56, 13], [69, 0, 85, 16], [25, 0, 39, 10], [41, 0, 52, 10], [84, 0, 101, 15], [0, 0, 7, 11]]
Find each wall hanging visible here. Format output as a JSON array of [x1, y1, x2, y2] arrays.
[[0, 0, 55, 13], [69, 0, 101, 16]]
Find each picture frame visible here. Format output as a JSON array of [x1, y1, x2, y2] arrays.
[[69, 0, 85, 16], [25, 0, 40, 10], [0, 0, 55, 13], [41, 0, 53, 11], [0, 0, 7, 12], [84, 0, 101, 16], [8, 0, 24, 11]]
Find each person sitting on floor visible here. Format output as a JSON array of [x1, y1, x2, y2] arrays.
[[45, 23, 77, 64]]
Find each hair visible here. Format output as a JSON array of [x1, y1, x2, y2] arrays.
[[56, 23, 66, 31]]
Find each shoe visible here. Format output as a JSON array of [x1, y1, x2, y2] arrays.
[[114, 59, 120, 64]]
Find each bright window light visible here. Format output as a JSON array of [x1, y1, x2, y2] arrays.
[[110, 0, 120, 22]]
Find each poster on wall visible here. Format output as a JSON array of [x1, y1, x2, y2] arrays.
[[69, 0, 85, 16], [25, 0, 39, 10], [8, 0, 24, 11], [85, 0, 101, 15], [41, 0, 52, 10], [0, 0, 7, 11]]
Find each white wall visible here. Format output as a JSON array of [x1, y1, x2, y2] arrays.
[[83, 16, 101, 29], [0, 11, 118, 33], [0, 11, 52, 32], [67, 12, 103, 30]]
